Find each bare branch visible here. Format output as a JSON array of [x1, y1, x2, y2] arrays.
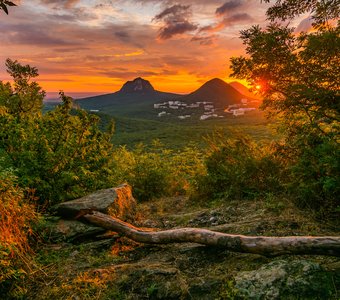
[[83, 211, 340, 257]]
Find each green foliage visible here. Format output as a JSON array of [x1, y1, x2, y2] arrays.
[[111, 141, 204, 201], [263, 0, 340, 28], [218, 279, 238, 300], [278, 132, 340, 212], [230, 3, 339, 213], [0, 60, 115, 207], [1, 96, 115, 206], [193, 133, 283, 201], [111, 112, 275, 150], [0, 59, 45, 117]]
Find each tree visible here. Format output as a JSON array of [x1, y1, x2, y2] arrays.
[[231, 1, 340, 211], [263, 0, 340, 27], [0, 60, 115, 207], [0, 0, 16, 14], [0, 59, 45, 117]]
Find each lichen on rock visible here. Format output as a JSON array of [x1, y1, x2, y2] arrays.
[[234, 259, 334, 299]]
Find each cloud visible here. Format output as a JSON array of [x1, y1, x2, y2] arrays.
[[198, 0, 252, 33], [191, 35, 217, 46], [222, 13, 253, 26], [200, 13, 253, 32], [153, 4, 198, 39], [100, 68, 178, 79], [114, 30, 145, 49], [115, 31, 130, 40], [0, 0, 266, 94], [154, 4, 190, 20], [1, 23, 78, 46], [123, 0, 221, 5], [158, 21, 198, 40], [216, 0, 243, 16], [39, 0, 80, 9]]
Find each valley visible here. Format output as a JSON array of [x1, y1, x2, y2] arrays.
[[68, 77, 272, 149]]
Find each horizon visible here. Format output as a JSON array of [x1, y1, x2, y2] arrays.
[[44, 76, 242, 100], [1, 1, 310, 95]]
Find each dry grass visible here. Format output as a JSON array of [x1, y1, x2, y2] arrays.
[[0, 176, 39, 296]]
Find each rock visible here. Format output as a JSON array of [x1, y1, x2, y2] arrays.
[[45, 217, 106, 242], [53, 184, 137, 220], [188, 211, 224, 227], [234, 260, 334, 299], [119, 77, 155, 94], [80, 238, 118, 250]]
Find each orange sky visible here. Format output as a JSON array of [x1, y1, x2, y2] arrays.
[[0, 0, 310, 98]]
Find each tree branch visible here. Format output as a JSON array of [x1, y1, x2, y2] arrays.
[[83, 211, 340, 257]]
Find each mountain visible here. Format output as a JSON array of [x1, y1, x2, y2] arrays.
[[76, 77, 258, 119], [76, 78, 180, 118], [119, 77, 155, 94], [179, 78, 251, 107], [229, 81, 261, 100]]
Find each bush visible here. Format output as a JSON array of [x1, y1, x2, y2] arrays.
[[0, 93, 115, 207], [193, 133, 283, 201], [0, 170, 38, 297], [111, 141, 204, 201], [0, 60, 115, 207], [282, 132, 340, 213]]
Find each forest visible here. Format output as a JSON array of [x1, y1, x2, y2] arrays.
[[0, 0, 339, 299]]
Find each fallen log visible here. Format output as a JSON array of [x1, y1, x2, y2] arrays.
[[83, 211, 340, 257]]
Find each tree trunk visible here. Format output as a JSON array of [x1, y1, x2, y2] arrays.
[[83, 211, 340, 257]]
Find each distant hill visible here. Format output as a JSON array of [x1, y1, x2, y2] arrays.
[[179, 78, 251, 108], [76, 77, 259, 119], [76, 78, 180, 118], [229, 81, 261, 100]]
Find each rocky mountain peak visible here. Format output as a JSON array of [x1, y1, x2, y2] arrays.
[[119, 77, 155, 94]]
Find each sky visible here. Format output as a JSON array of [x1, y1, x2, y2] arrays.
[[0, 0, 310, 98]]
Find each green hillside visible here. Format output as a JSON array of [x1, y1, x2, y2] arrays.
[[76, 91, 180, 118], [108, 111, 276, 149]]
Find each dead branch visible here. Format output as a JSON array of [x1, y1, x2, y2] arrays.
[[83, 211, 340, 257]]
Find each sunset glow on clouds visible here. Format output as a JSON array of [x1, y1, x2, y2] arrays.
[[0, 0, 308, 98]]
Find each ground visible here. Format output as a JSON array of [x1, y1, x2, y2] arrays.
[[21, 196, 340, 300]]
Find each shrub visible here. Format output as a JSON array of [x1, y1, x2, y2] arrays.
[[111, 141, 204, 201], [0, 92, 115, 207], [0, 60, 115, 207], [0, 170, 38, 297], [193, 133, 283, 201], [281, 132, 340, 213]]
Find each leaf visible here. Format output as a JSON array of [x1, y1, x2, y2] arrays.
[[5, 1, 16, 6], [0, 3, 9, 14]]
